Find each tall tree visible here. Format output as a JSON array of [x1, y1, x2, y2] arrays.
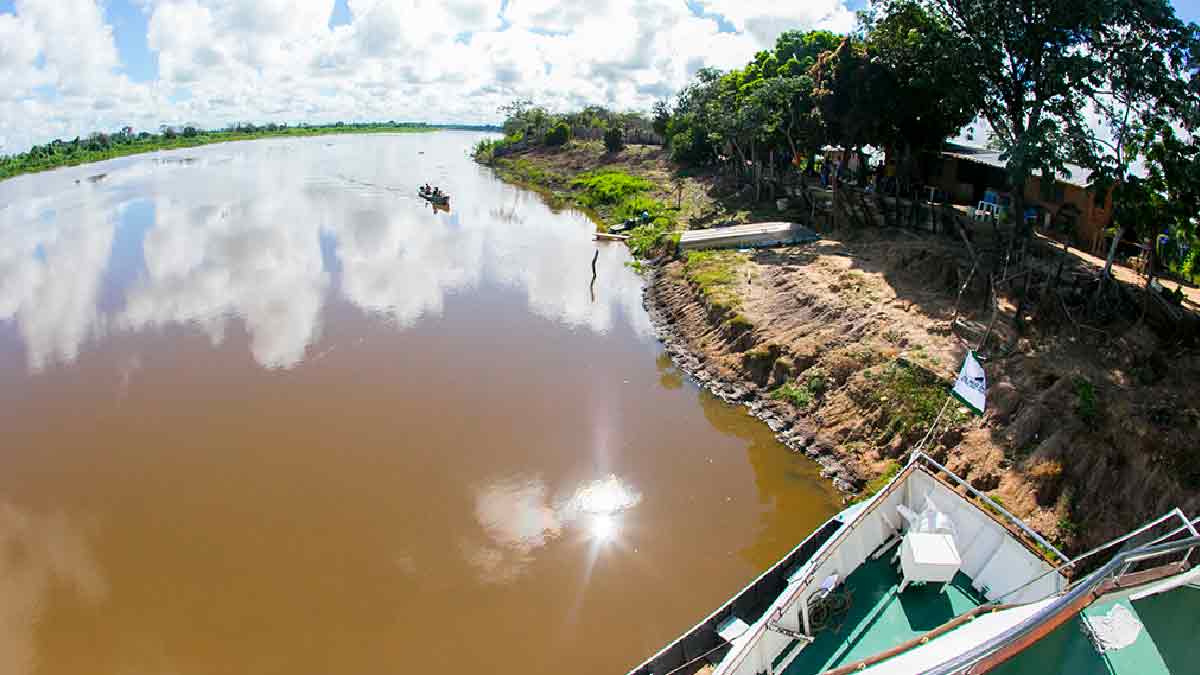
[[896, 0, 1196, 242], [1083, 11, 1199, 295], [865, 1, 984, 189]]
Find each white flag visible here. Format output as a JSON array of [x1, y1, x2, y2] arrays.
[[952, 351, 986, 414]]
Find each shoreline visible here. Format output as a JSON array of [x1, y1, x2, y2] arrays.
[[475, 141, 1200, 555], [640, 266, 863, 495], [0, 125, 446, 183]]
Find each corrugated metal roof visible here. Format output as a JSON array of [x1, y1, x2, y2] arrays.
[[941, 143, 1093, 189]]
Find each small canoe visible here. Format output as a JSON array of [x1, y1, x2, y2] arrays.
[[418, 190, 450, 205]]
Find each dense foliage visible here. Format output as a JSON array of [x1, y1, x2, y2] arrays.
[[603, 126, 625, 153], [544, 120, 570, 146]]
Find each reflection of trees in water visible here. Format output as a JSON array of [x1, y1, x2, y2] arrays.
[[490, 190, 525, 225], [655, 352, 683, 390], [694, 388, 840, 570]]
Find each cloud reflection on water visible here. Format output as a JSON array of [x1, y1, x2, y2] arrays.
[[0, 185, 116, 371], [0, 134, 651, 372], [0, 502, 106, 675], [463, 474, 642, 585]]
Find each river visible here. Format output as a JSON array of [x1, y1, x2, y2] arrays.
[[0, 131, 839, 675]]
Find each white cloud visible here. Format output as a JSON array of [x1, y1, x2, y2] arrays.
[[0, 0, 859, 154], [15, 0, 122, 95]]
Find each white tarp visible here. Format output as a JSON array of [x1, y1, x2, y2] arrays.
[[952, 351, 986, 414], [1084, 603, 1143, 652]]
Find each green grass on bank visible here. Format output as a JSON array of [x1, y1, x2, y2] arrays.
[[771, 367, 829, 410], [682, 250, 748, 311], [487, 155, 681, 257], [861, 359, 968, 445], [0, 124, 442, 182]]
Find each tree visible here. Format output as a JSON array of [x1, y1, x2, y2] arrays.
[[667, 67, 725, 163], [864, 1, 985, 189], [897, 0, 1197, 244], [544, 120, 570, 146], [810, 39, 890, 159], [651, 99, 671, 138], [1081, 11, 1199, 297], [604, 126, 624, 153]]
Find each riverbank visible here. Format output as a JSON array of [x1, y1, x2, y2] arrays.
[[0, 124, 441, 182], [478, 140, 1200, 556]]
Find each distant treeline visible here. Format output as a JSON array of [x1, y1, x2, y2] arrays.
[[0, 121, 496, 181], [472, 102, 663, 162]]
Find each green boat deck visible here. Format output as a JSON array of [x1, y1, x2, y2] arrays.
[[782, 554, 988, 674], [990, 586, 1200, 675]]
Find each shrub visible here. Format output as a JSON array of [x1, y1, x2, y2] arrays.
[[544, 121, 570, 146], [1073, 377, 1099, 427], [604, 126, 624, 153], [613, 194, 670, 223], [771, 368, 828, 410], [627, 221, 671, 258]]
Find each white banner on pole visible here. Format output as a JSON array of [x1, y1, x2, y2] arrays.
[[952, 351, 986, 414]]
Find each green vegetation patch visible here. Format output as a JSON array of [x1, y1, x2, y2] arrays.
[[2, 123, 437, 182], [683, 250, 748, 310], [862, 359, 968, 443], [495, 158, 566, 188], [1073, 377, 1100, 428], [771, 367, 828, 410], [569, 170, 653, 208], [627, 220, 674, 258]]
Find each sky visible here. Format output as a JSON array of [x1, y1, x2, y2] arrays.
[[0, 0, 1197, 155]]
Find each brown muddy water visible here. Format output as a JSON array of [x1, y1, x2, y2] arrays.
[[0, 131, 839, 675]]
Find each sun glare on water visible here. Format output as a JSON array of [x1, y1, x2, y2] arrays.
[[567, 475, 641, 544]]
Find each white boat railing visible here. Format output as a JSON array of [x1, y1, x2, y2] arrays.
[[921, 533, 1200, 675], [991, 510, 1200, 604], [910, 451, 1069, 563]]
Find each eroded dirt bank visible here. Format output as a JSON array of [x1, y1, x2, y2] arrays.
[[644, 234, 1200, 554]]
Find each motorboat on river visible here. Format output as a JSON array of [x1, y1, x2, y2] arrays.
[[626, 451, 1198, 675], [418, 185, 449, 205]]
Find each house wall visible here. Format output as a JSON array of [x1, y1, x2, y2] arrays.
[[1024, 177, 1112, 252], [931, 157, 1007, 205], [933, 154, 1114, 253]]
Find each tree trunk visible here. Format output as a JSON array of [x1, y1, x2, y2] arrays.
[[1093, 223, 1126, 306], [767, 149, 776, 202], [753, 141, 761, 202]]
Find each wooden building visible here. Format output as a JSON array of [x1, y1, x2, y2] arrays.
[[931, 143, 1113, 253]]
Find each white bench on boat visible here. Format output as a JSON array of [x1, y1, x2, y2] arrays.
[[898, 532, 961, 593]]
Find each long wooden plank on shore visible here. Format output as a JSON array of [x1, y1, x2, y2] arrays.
[[678, 221, 818, 251], [594, 232, 629, 241]]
